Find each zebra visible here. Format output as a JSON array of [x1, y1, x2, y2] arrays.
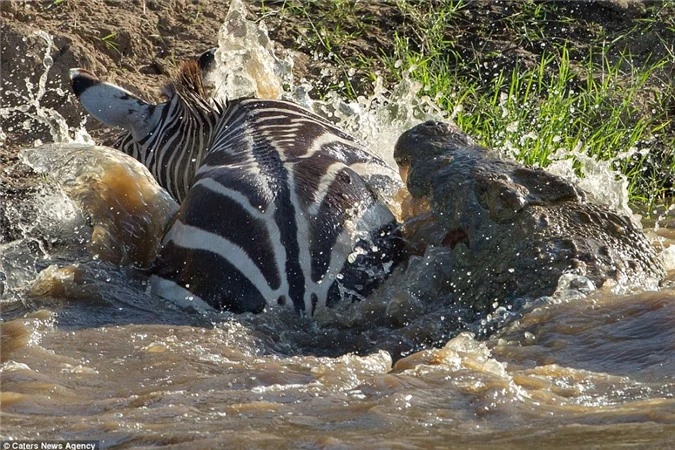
[[70, 49, 405, 316]]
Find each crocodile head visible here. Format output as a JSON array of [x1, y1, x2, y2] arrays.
[[393, 121, 665, 319]]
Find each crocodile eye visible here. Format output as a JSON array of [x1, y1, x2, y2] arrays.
[[393, 154, 409, 166]]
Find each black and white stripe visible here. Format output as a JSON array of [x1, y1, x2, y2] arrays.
[[71, 54, 404, 315], [115, 84, 218, 203]]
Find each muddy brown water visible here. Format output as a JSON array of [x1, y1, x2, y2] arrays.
[[1, 145, 674, 449], [1, 278, 674, 448]]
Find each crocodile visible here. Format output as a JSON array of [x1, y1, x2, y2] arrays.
[[394, 120, 665, 315]]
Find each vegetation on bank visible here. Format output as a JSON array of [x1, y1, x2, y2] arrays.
[[258, 0, 674, 210]]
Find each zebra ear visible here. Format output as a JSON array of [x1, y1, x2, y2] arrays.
[[70, 68, 160, 140]]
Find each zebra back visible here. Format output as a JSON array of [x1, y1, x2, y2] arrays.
[[71, 52, 405, 315], [153, 97, 404, 314]]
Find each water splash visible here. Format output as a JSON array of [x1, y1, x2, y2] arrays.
[[210, 0, 293, 102], [0, 30, 94, 301], [21, 144, 178, 266], [0, 30, 93, 147], [0, 183, 86, 299], [304, 76, 447, 168], [211, 0, 446, 169], [547, 147, 634, 217]]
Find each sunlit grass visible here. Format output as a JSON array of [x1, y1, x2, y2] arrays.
[[381, 1, 673, 208], [386, 41, 671, 198], [259, 0, 674, 208]]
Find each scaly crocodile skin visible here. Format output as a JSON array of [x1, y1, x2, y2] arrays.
[[395, 121, 665, 315]]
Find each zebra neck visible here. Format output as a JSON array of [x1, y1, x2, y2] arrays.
[[117, 99, 218, 202]]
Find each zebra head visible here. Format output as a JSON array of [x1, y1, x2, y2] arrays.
[[71, 50, 405, 316], [70, 49, 219, 202]]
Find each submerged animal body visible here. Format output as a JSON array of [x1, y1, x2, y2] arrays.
[[71, 51, 403, 315], [395, 121, 665, 314]]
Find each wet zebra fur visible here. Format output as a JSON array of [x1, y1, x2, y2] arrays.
[[70, 50, 404, 315]]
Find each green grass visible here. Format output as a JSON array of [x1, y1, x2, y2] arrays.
[[259, 0, 674, 209], [100, 32, 119, 52], [260, 0, 394, 99], [385, 0, 673, 209], [384, 40, 671, 202]]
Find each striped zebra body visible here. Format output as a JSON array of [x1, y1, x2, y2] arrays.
[[70, 53, 403, 315], [154, 98, 402, 314]]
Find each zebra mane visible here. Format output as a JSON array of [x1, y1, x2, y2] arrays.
[[163, 59, 219, 114]]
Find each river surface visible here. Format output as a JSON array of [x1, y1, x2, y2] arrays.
[[1, 237, 674, 448], [1, 2, 674, 448]]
